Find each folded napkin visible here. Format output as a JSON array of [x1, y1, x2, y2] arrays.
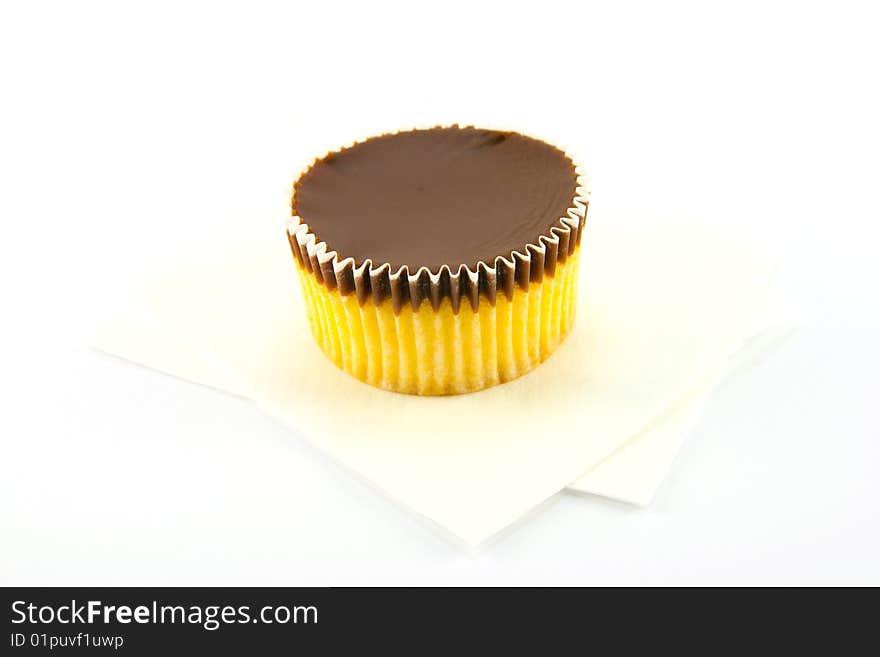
[[95, 212, 789, 544]]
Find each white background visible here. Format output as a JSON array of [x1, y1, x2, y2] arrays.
[[1, 0, 878, 585]]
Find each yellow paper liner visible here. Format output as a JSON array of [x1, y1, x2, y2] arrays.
[[295, 247, 581, 395]]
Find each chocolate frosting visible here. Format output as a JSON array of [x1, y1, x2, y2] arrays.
[[288, 127, 588, 313]]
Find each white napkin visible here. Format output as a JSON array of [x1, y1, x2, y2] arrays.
[[95, 212, 787, 544]]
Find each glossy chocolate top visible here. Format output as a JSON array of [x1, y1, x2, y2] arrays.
[[292, 126, 578, 273]]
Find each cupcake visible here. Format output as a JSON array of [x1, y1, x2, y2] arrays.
[[287, 126, 588, 395]]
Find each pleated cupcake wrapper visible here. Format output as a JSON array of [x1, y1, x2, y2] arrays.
[[286, 126, 590, 314], [293, 248, 583, 395]]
